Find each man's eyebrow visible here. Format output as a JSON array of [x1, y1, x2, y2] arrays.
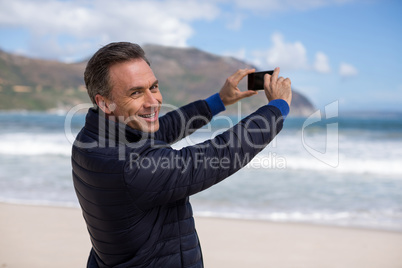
[[151, 80, 159, 87], [128, 80, 159, 91]]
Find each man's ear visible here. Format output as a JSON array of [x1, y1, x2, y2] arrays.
[[95, 94, 114, 114]]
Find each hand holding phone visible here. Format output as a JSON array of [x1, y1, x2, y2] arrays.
[[218, 68, 258, 106], [247, 70, 274, 91], [260, 67, 292, 106]]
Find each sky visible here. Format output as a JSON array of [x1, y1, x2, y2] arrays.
[[0, 0, 401, 112]]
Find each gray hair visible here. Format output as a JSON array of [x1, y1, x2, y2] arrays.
[[84, 42, 150, 105]]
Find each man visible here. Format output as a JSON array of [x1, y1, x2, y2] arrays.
[[72, 42, 291, 268]]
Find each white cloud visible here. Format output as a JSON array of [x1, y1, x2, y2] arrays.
[[0, 0, 359, 62], [313, 52, 331, 73], [339, 62, 358, 77], [0, 0, 220, 60], [251, 32, 308, 70]]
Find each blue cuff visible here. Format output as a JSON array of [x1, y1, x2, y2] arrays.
[[205, 93, 226, 116], [268, 99, 290, 119]]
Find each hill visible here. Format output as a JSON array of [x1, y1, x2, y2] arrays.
[[0, 45, 315, 116]]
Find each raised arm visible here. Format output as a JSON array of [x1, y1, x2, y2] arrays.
[[126, 102, 286, 210], [154, 68, 262, 144]]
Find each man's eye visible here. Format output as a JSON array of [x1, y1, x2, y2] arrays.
[[131, 91, 141, 96], [150, 84, 159, 90]]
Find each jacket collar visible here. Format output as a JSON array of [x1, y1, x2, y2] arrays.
[[84, 108, 153, 144]]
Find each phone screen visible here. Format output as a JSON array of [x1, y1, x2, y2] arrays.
[[247, 70, 274, 91]]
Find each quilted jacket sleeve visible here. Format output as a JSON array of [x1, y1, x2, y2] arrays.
[[125, 104, 285, 210], [154, 100, 213, 145]]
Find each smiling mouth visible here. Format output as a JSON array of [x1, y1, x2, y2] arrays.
[[139, 112, 156, 118]]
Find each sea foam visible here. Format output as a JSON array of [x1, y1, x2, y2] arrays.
[[0, 133, 72, 156]]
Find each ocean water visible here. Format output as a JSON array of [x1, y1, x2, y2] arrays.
[[1, 109, 402, 232]]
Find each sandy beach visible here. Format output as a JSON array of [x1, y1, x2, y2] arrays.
[[1, 202, 401, 268]]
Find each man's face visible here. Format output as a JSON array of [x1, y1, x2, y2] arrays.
[[107, 59, 162, 132]]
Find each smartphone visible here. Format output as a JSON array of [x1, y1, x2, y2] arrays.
[[247, 70, 274, 91]]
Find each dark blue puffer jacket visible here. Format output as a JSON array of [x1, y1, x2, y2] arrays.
[[72, 99, 284, 267]]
